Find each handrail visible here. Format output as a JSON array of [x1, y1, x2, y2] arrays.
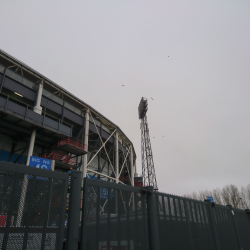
[[42, 151, 77, 166], [51, 137, 87, 152], [0, 92, 72, 128]]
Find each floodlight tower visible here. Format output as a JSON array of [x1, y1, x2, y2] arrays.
[[138, 97, 158, 190]]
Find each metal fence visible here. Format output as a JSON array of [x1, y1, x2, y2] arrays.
[[78, 178, 250, 250], [80, 178, 149, 250], [1, 166, 250, 250], [0, 162, 68, 250]]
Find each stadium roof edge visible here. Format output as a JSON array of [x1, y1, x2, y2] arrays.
[[0, 48, 136, 159]]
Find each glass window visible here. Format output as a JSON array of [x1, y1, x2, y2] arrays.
[[43, 90, 85, 117], [23, 78, 37, 90], [6, 69, 20, 81], [0, 64, 5, 73], [6, 68, 38, 90], [42, 89, 52, 99], [74, 108, 81, 115], [52, 94, 63, 105], [102, 125, 110, 133], [65, 101, 75, 112], [94, 118, 101, 127]]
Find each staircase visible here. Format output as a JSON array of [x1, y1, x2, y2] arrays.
[[42, 137, 87, 170]]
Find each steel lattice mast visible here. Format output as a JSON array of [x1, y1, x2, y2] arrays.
[[138, 97, 158, 190]]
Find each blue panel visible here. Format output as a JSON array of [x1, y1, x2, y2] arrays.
[[0, 149, 27, 164], [30, 156, 52, 170], [0, 150, 10, 162], [88, 174, 113, 199]]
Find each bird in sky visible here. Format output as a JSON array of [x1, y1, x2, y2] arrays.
[[153, 137, 155, 138], [151, 97, 154, 100], [168, 56, 169, 57], [122, 85, 125, 86], [162, 136, 165, 137]]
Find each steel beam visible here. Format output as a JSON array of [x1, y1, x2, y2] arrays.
[[115, 131, 119, 183]]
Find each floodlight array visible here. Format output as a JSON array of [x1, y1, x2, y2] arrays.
[[138, 97, 148, 119]]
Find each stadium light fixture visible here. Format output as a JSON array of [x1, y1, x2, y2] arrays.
[[14, 92, 23, 97], [138, 97, 148, 119]]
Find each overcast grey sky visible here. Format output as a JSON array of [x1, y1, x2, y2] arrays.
[[1, 0, 250, 195]]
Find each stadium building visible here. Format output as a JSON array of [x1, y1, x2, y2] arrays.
[[0, 49, 141, 187]]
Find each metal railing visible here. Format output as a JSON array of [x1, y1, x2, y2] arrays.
[[42, 151, 77, 167], [52, 137, 87, 152], [0, 92, 73, 136], [73, 178, 250, 250]]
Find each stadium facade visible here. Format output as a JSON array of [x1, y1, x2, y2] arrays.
[[0, 49, 140, 186]]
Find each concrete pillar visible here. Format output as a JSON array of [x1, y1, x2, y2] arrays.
[[26, 81, 43, 165], [115, 131, 119, 183], [33, 81, 43, 114], [16, 81, 43, 226], [82, 109, 89, 178], [130, 147, 134, 186]]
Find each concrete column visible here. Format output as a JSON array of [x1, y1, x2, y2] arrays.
[[26, 81, 43, 165], [33, 81, 43, 114], [115, 131, 119, 183], [82, 109, 89, 178], [134, 160, 138, 176], [130, 147, 134, 186], [16, 81, 43, 226]]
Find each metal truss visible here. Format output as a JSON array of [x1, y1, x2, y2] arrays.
[[140, 115, 158, 190], [85, 111, 133, 185]]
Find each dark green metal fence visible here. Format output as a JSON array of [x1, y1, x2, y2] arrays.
[[1, 165, 250, 250], [0, 162, 68, 250], [79, 178, 250, 250]]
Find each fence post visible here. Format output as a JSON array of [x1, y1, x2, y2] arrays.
[[204, 199, 221, 250], [226, 205, 242, 250], [245, 209, 250, 221], [66, 171, 82, 250], [145, 186, 161, 250]]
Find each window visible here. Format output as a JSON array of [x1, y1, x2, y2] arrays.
[[0, 64, 5, 73]]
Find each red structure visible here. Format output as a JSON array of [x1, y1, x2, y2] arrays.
[[51, 137, 87, 152], [42, 137, 87, 170]]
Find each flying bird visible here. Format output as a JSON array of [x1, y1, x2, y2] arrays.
[[162, 136, 165, 137], [153, 137, 155, 138], [122, 85, 125, 86], [151, 97, 154, 100]]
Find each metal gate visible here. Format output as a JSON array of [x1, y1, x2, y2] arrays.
[[80, 178, 149, 250], [79, 178, 250, 250], [0, 161, 68, 250]]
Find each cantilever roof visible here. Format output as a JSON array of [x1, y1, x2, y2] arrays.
[[0, 49, 136, 159]]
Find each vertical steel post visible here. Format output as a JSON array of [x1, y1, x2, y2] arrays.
[[245, 209, 250, 221], [115, 132, 119, 214], [80, 177, 88, 250], [66, 171, 82, 250], [146, 187, 161, 250], [226, 205, 242, 250], [0, 67, 7, 93], [115, 131, 119, 183], [205, 199, 221, 250], [130, 146, 134, 186], [82, 109, 89, 178]]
